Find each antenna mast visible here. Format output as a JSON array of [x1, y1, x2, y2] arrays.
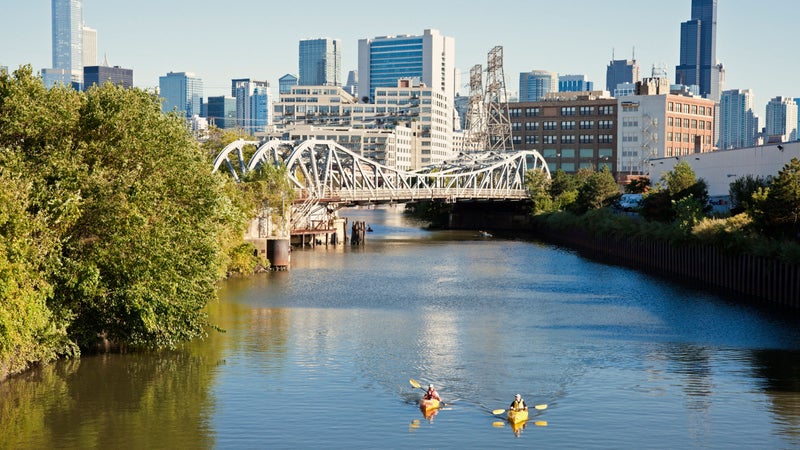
[[484, 46, 513, 151], [464, 64, 487, 152]]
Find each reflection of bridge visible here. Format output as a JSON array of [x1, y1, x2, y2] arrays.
[[212, 139, 549, 230]]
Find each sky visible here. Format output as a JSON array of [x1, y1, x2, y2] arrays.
[[1, 1, 796, 120]]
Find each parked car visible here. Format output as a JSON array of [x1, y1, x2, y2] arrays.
[[615, 193, 643, 211]]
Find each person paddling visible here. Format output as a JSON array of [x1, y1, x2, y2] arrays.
[[509, 393, 528, 411], [424, 384, 441, 401]]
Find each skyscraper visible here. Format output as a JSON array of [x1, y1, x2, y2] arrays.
[[357, 29, 455, 104], [83, 65, 133, 90], [675, 0, 722, 101], [558, 74, 593, 93], [206, 96, 237, 129], [279, 74, 298, 94], [519, 70, 557, 102], [159, 72, 203, 119], [606, 59, 640, 94], [298, 38, 342, 86], [82, 25, 97, 67], [719, 89, 758, 149], [231, 78, 271, 133], [51, 0, 83, 83]]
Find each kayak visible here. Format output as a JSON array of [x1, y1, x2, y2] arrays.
[[507, 408, 528, 424], [419, 398, 440, 411]]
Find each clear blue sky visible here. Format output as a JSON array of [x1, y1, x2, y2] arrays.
[[1, 1, 794, 120]]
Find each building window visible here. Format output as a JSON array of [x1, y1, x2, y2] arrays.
[[598, 105, 614, 115], [580, 148, 594, 158], [561, 121, 575, 130], [579, 135, 594, 143], [561, 135, 575, 144], [579, 120, 594, 129], [511, 122, 522, 131], [691, 105, 697, 114], [668, 117, 674, 126], [691, 119, 697, 129], [667, 132, 673, 142], [543, 135, 557, 144], [561, 106, 576, 116], [543, 121, 557, 130], [684, 119, 690, 127], [561, 149, 575, 158], [668, 102, 674, 112], [512, 135, 522, 145], [542, 149, 557, 157], [598, 134, 614, 143], [509, 108, 522, 117], [579, 106, 594, 115], [525, 107, 540, 117], [525, 135, 539, 145], [598, 120, 614, 129], [525, 122, 539, 131]]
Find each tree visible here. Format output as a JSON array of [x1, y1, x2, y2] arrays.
[[573, 166, 619, 214], [752, 158, 800, 239], [661, 161, 697, 196], [625, 177, 650, 194], [525, 169, 553, 213], [729, 174, 772, 215]]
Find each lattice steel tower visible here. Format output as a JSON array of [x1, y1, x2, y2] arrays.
[[484, 46, 513, 151], [464, 64, 488, 152]]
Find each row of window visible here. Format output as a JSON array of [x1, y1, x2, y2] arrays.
[[667, 117, 712, 130], [667, 102, 713, 116], [541, 148, 614, 158], [514, 120, 615, 131], [509, 105, 616, 117], [525, 135, 614, 144], [547, 162, 614, 172], [667, 133, 714, 144]]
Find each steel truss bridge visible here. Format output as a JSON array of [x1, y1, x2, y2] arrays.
[[212, 139, 550, 231]]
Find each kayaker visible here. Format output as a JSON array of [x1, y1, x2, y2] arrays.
[[509, 393, 528, 411], [424, 384, 441, 401]]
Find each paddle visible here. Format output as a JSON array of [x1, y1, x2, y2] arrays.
[[492, 403, 548, 415]]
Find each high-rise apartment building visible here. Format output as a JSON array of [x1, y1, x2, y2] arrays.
[[159, 71, 203, 119], [357, 29, 455, 104], [719, 89, 758, 149], [83, 65, 133, 90], [765, 96, 798, 143], [299, 38, 342, 87], [675, 0, 722, 101], [51, 0, 83, 84], [606, 59, 640, 94], [519, 70, 558, 102], [232, 78, 271, 133]]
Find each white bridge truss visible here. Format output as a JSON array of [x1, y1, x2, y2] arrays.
[[212, 139, 550, 231]]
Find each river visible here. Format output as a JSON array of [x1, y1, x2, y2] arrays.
[[2, 205, 800, 449]]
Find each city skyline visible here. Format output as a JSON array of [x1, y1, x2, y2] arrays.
[[1, 1, 796, 121]]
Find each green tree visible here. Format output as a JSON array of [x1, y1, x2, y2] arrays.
[[525, 169, 553, 213], [661, 161, 697, 196], [625, 177, 650, 194], [573, 166, 619, 214], [729, 174, 772, 215], [752, 158, 800, 239]]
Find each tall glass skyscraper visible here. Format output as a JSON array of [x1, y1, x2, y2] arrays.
[[606, 59, 640, 94], [765, 96, 798, 143], [675, 0, 721, 100], [357, 29, 455, 104], [298, 38, 342, 86], [51, 0, 83, 82], [519, 70, 557, 102], [159, 72, 204, 119]]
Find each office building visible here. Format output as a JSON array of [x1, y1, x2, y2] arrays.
[[299, 38, 342, 86], [519, 71, 558, 102], [159, 71, 203, 119], [344, 70, 358, 96], [765, 96, 798, 143], [82, 25, 96, 67], [719, 89, 758, 149], [51, 0, 83, 84], [559, 74, 593, 93], [357, 29, 455, 104], [231, 78, 271, 133], [279, 74, 297, 94], [675, 0, 722, 101], [83, 65, 133, 90], [506, 92, 618, 176], [207, 96, 237, 129], [617, 78, 716, 175], [606, 59, 640, 94]]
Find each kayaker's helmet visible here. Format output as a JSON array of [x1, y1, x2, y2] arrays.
[[428, 384, 434, 389], [515, 394, 521, 399]]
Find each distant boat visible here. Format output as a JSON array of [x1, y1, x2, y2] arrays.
[[478, 230, 492, 238], [366, 225, 374, 232]]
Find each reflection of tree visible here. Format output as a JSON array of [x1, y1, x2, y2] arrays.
[[750, 349, 800, 444]]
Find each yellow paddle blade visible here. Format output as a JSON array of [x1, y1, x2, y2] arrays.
[[409, 379, 422, 389], [534, 404, 548, 410], [492, 409, 506, 415], [492, 421, 506, 427], [534, 421, 548, 427]]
